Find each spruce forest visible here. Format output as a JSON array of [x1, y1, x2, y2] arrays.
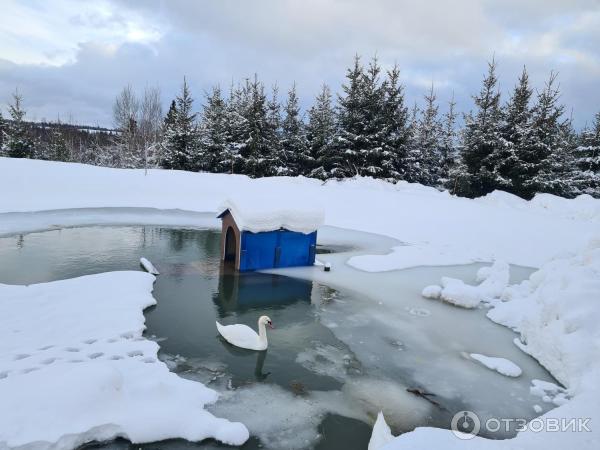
[[1, 56, 599, 200]]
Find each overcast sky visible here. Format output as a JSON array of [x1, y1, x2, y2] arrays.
[[0, 0, 598, 128]]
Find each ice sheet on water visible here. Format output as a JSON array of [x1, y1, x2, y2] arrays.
[[296, 342, 362, 381], [208, 383, 366, 450]]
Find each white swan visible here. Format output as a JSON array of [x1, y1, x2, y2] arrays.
[[216, 315, 273, 351], [368, 412, 394, 450]]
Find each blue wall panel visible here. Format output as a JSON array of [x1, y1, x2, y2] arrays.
[[238, 229, 317, 272]]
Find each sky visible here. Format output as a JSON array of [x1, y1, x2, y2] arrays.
[[0, 0, 599, 128]]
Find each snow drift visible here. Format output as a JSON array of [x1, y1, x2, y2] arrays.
[[0, 272, 248, 449]]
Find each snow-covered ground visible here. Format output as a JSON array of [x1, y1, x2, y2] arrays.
[[0, 271, 248, 449], [1, 158, 599, 269], [1, 157, 599, 449]]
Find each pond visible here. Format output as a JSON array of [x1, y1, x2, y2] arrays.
[[0, 225, 558, 449]]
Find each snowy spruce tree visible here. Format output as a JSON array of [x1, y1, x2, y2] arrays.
[[439, 94, 458, 187], [223, 83, 249, 174], [571, 112, 600, 196], [236, 76, 274, 177], [380, 64, 410, 180], [523, 72, 567, 198], [0, 111, 6, 156], [160, 78, 199, 171], [334, 55, 367, 177], [280, 83, 309, 176], [495, 66, 534, 196], [265, 85, 283, 174], [4, 90, 35, 159], [453, 59, 506, 197], [199, 85, 229, 173], [411, 85, 443, 185], [306, 84, 337, 180]]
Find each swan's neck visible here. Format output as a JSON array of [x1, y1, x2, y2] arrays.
[[258, 321, 268, 344]]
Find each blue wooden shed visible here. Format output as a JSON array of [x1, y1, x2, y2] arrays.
[[217, 200, 323, 272]]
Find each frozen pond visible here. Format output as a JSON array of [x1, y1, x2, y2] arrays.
[[0, 225, 558, 449]]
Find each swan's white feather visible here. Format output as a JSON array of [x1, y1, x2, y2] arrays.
[[368, 411, 394, 450], [216, 321, 267, 351]]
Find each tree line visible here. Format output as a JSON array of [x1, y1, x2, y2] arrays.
[[1, 56, 598, 199]]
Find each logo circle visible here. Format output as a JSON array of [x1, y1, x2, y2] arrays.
[[451, 410, 481, 440]]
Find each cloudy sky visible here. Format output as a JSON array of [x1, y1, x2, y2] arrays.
[[0, 0, 599, 128]]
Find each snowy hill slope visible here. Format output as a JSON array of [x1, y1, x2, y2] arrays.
[[1, 157, 598, 270]]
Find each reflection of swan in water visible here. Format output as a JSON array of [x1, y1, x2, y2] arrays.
[[215, 330, 271, 381], [254, 350, 270, 381]]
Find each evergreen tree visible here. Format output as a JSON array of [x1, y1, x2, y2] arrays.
[[439, 93, 458, 187], [495, 67, 533, 195], [0, 111, 5, 156], [360, 57, 387, 177], [222, 83, 248, 174], [5, 90, 35, 158], [380, 64, 410, 180], [266, 85, 283, 174], [523, 72, 566, 197], [236, 76, 273, 177], [404, 102, 422, 183], [413, 85, 443, 185], [334, 55, 367, 177], [280, 83, 309, 176], [572, 112, 600, 196], [160, 78, 199, 171], [199, 85, 229, 172], [306, 84, 337, 180], [453, 59, 506, 197]]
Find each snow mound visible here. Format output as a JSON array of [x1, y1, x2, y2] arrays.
[[368, 412, 394, 450], [469, 353, 522, 377], [0, 272, 248, 449], [423, 261, 510, 308], [140, 257, 159, 275], [218, 193, 324, 233]]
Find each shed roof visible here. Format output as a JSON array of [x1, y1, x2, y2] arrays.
[[217, 194, 325, 234]]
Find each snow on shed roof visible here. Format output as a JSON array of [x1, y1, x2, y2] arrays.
[[217, 194, 324, 234]]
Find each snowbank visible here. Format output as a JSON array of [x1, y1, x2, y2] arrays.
[[218, 193, 324, 233], [421, 261, 509, 308], [380, 237, 600, 449], [0, 272, 248, 449], [1, 158, 598, 270]]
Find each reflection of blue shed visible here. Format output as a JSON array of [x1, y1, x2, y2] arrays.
[[217, 203, 322, 272]]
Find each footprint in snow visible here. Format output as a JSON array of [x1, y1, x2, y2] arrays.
[[0, 371, 8, 379], [39, 345, 54, 351], [88, 352, 104, 359], [143, 357, 156, 363], [13, 353, 30, 360], [41, 357, 58, 365], [65, 347, 80, 352], [110, 355, 124, 360], [22, 367, 39, 374], [83, 339, 97, 345], [127, 350, 144, 357]]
